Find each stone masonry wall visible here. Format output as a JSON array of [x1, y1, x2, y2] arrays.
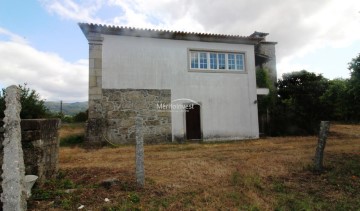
[[0, 119, 61, 186], [103, 89, 172, 144]]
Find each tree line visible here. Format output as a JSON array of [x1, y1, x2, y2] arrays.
[[258, 53, 360, 135], [0, 84, 87, 123]]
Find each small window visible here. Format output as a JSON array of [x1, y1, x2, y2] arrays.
[[189, 50, 245, 72], [210, 53, 217, 69], [236, 54, 244, 70], [191, 52, 199, 68], [199, 52, 207, 69], [228, 54, 236, 70], [218, 53, 226, 69]]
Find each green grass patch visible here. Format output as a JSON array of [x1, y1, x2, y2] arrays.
[[273, 153, 360, 211], [272, 180, 286, 193], [231, 171, 241, 186], [29, 171, 82, 210], [60, 134, 84, 147], [230, 171, 264, 190], [101, 193, 142, 211], [275, 193, 322, 211]]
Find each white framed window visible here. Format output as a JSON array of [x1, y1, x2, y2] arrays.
[[218, 53, 226, 69], [210, 53, 217, 69], [189, 50, 245, 72], [191, 52, 199, 69], [199, 52, 207, 69]]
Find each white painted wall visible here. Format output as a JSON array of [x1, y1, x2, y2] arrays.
[[102, 35, 259, 141]]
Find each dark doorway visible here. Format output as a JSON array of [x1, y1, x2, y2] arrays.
[[186, 104, 201, 140]]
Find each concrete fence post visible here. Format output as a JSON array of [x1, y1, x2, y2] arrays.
[[314, 121, 330, 172], [135, 116, 144, 187], [1, 85, 27, 211]]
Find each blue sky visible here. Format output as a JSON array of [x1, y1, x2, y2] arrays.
[[0, 0, 87, 62], [0, 0, 359, 102]]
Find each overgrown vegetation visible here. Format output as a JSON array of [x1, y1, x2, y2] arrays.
[[54, 110, 88, 123], [60, 134, 85, 147], [0, 84, 50, 119], [272, 70, 330, 135], [257, 53, 360, 135], [0, 84, 88, 123], [30, 172, 80, 210]]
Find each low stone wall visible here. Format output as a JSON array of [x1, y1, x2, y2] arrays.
[[0, 119, 61, 186], [87, 89, 172, 145]]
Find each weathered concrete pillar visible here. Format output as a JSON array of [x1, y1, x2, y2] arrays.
[[1, 85, 26, 211], [86, 33, 105, 146], [135, 117, 144, 187], [314, 121, 330, 172]]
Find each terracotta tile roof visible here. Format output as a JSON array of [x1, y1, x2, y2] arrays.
[[78, 23, 263, 45]]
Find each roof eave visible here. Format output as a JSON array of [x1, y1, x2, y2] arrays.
[[78, 23, 261, 45], [259, 41, 278, 45]]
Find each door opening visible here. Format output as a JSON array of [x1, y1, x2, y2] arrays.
[[186, 104, 201, 140]]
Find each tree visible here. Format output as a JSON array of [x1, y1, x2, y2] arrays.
[[256, 67, 272, 88], [0, 84, 49, 119], [256, 68, 275, 111], [347, 53, 360, 121], [272, 70, 329, 135], [256, 68, 276, 135], [320, 78, 349, 120], [73, 110, 88, 122]]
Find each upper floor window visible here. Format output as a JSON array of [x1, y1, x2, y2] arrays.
[[190, 50, 245, 72]]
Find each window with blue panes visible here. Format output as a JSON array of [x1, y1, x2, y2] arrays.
[[190, 51, 245, 71], [218, 53, 226, 69], [210, 53, 218, 69], [199, 52, 207, 69], [228, 54, 236, 70], [236, 54, 244, 70], [191, 52, 199, 68]]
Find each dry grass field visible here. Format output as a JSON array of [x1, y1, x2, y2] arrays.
[[29, 123, 360, 210], [59, 123, 85, 139]]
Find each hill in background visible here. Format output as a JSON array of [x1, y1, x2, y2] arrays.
[[45, 101, 88, 116]]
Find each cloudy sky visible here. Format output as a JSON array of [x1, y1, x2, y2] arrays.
[[0, 0, 359, 102]]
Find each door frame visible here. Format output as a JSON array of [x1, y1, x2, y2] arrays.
[[183, 102, 203, 141]]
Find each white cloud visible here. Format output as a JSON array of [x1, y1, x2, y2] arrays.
[[40, 0, 360, 79], [277, 57, 311, 77], [39, 0, 205, 31], [37, 0, 360, 83], [39, 0, 103, 22], [0, 27, 28, 45], [0, 29, 88, 102]]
